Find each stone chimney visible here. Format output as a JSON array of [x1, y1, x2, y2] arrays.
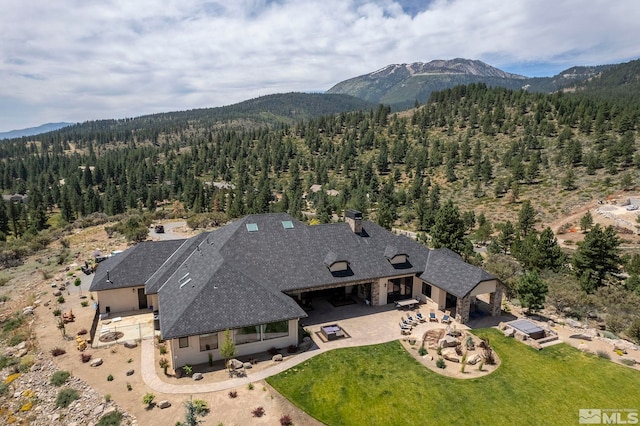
[[345, 209, 363, 234]]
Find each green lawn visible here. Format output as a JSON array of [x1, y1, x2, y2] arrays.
[[267, 329, 640, 426]]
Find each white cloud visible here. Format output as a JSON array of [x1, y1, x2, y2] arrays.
[[0, 0, 638, 131]]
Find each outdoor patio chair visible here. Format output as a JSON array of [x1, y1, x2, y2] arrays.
[[400, 325, 411, 335], [429, 310, 439, 322], [401, 317, 414, 328], [442, 310, 452, 324], [399, 322, 412, 332], [415, 312, 427, 322], [406, 314, 418, 325]]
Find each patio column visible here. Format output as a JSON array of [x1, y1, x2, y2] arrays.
[[456, 295, 471, 323], [370, 280, 380, 306], [489, 285, 504, 317]]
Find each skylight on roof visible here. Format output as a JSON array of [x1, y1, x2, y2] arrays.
[[246, 223, 259, 232], [281, 220, 294, 229]]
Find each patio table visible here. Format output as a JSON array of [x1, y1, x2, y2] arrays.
[[395, 298, 419, 309]]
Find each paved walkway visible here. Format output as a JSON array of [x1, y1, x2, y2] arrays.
[[140, 300, 474, 394]]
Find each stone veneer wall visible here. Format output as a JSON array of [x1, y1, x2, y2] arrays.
[[456, 294, 471, 323], [489, 284, 504, 317], [371, 280, 380, 306]]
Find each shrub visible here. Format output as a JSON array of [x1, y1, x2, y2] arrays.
[[105, 394, 111, 402], [77, 329, 88, 335], [418, 346, 427, 356], [193, 399, 209, 415], [53, 309, 61, 316], [247, 382, 254, 390], [98, 410, 123, 426], [280, 414, 294, 426], [620, 359, 636, 366], [478, 361, 485, 371], [252, 406, 265, 417], [8, 333, 27, 346], [597, 350, 611, 360], [2, 314, 24, 332], [159, 345, 167, 355], [142, 392, 155, 407], [126, 382, 132, 391], [156, 335, 165, 344], [50, 347, 66, 357], [81, 301, 89, 307], [287, 344, 297, 353], [436, 346, 442, 355], [81, 353, 92, 363], [183, 364, 193, 376], [107, 374, 114, 381], [128, 358, 133, 363], [55, 388, 79, 408], [0, 383, 8, 396], [57, 296, 65, 304], [228, 390, 238, 398], [208, 352, 213, 367], [159, 357, 169, 375], [436, 358, 446, 369], [50, 370, 71, 386]]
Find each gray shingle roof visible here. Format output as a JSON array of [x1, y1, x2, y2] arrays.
[[420, 248, 496, 298], [95, 213, 497, 339], [89, 239, 185, 292]]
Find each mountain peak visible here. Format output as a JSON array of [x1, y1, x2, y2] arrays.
[[371, 58, 526, 80]]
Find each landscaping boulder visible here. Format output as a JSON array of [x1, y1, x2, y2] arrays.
[[442, 349, 459, 363], [193, 373, 203, 380], [90, 358, 103, 367], [503, 328, 515, 338], [566, 318, 583, 328], [53, 291, 62, 297], [467, 354, 482, 365], [584, 328, 599, 338], [228, 359, 243, 370], [272, 354, 283, 362], [438, 335, 458, 348], [123, 340, 137, 349], [577, 343, 590, 353], [243, 362, 252, 369], [528, 340, 542, 350], [126, 369, 134, 376], [158, 400, 171, 409], [515, 331, 527, 341], [569, 333, 592, 341], [498, 322, 507, 331]]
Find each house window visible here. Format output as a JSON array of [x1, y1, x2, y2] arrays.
[[178, 337, 189, 348], [199, 334, 218, 351], [422, 283, 432, 299], [235, 326, 260, 344], [262, 320, 289, 340]]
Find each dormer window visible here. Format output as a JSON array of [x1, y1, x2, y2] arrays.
[[384, 245, 409, 267], [323, 251, 351, 274]]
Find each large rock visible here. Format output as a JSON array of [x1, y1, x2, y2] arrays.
[[584, 328, 599, 338], [467, 354, 482, 365], [243, 362, 252, 369], [124, 340, 138, 349], [566, 318, 583, 328], [272, 354, 283, 362], [577, 343, 590, 353], [126, 369, 134, 376], [438, 335, 459, 348], [193, 373, 203, 380], [158, 400, 171, 409], [515, 331, 527, 341], [90, 358, 103, 367], [569, 333, 592, 341], [442, 349, 460, 363], [228, 358, 243, 370], [503, 328, 515, 338]]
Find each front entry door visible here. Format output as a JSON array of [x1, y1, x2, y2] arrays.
[[137, 288, 148, 309]]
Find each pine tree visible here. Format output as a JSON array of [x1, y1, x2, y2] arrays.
[[516, 271, 548, 313], [518, 200, 536, 236], [572, 224, 621, 293]]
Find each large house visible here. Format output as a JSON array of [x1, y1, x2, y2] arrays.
[[90, 211, 503, 369]]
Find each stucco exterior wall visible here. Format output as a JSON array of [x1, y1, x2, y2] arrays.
[[429, 286, 447, 310], [469, 280, 498, 297], [169, 319, 299, 370], [96, 287, 145, 314]]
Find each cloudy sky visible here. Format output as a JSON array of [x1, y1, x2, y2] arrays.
[[1, 0, 638, 132]]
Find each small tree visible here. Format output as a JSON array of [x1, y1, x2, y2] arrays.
[[57, 318, 66, 337], [516, 271, 548, 314], [219, 329, 237, 372], [580, 211, 593, 233], [159, 357, 169, 375], [74, 277, 82, 296]]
